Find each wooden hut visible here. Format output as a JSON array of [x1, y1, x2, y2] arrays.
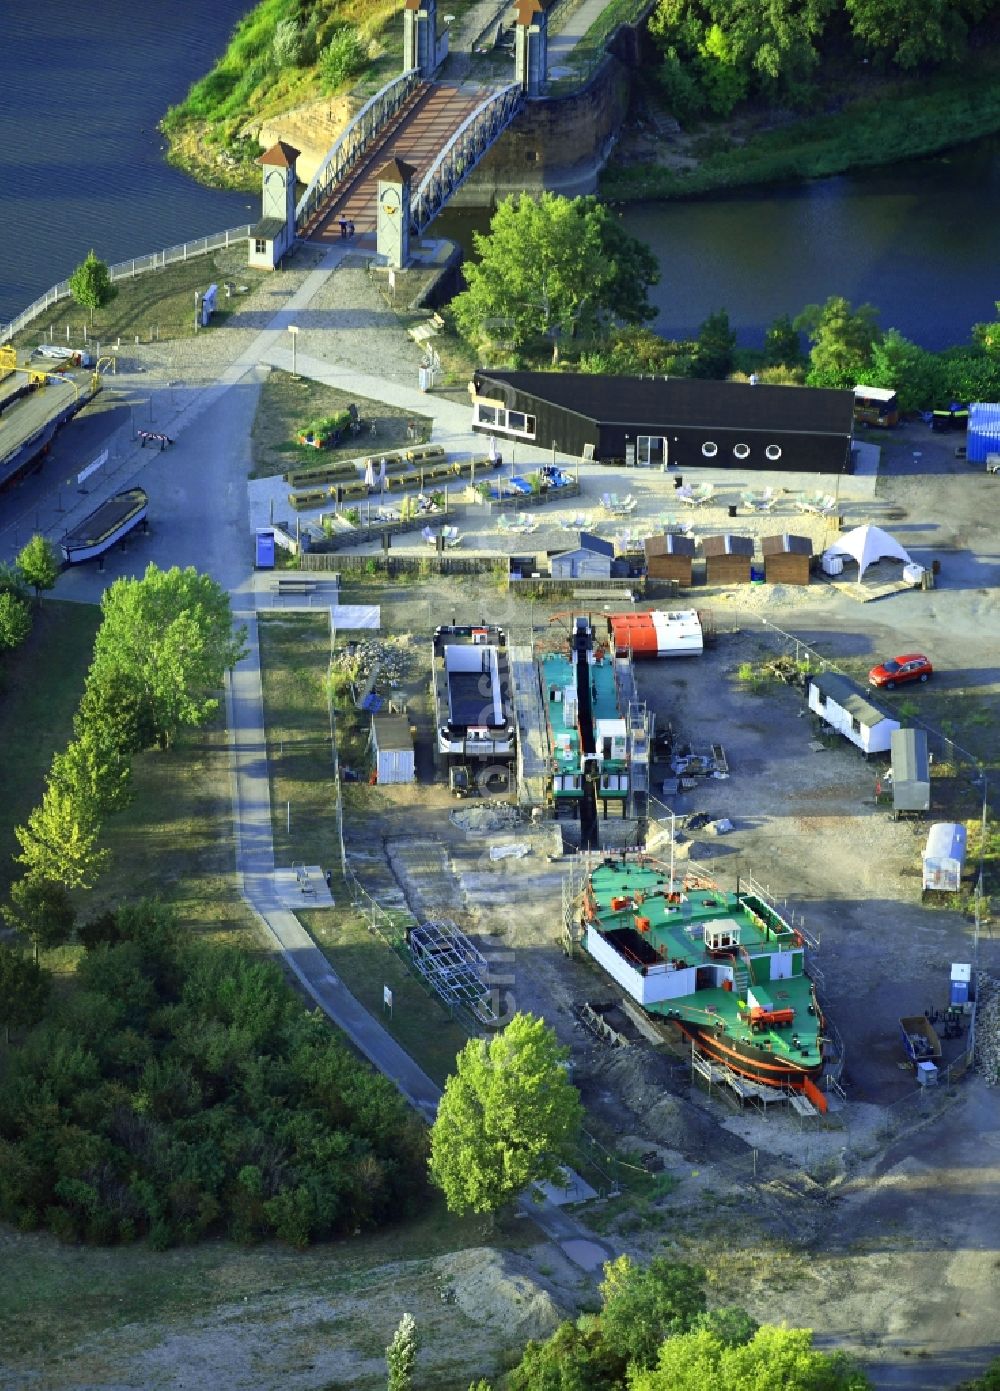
[[701, 533, 754, 585], [644, 532, 695, 585], [761, 532, 812, 585]]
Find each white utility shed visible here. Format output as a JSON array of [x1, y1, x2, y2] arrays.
[[922, 822, 967, 893], [807, 672, 899, 755], [370, 713, 415, 785]]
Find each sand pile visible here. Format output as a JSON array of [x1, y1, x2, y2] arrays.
[[433, 1247, 570, 1342]]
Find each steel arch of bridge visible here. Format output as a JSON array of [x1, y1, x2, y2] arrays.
[[296, 70, 423, 233], [409, 83, 523, 238]]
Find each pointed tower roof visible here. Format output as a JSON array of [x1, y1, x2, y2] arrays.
[[374, 157, 417, 183], [259, 140, 301, 168]]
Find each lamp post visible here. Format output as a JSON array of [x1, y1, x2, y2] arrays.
[[288, 324, 299, 378]]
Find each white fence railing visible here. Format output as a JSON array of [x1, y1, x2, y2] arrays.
[[0, 224, 253, 346]]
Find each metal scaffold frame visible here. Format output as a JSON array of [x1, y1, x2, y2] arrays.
[[296, 70, 423, 231], [409, 84, 523, 237], [408, 918, 500, 1025]]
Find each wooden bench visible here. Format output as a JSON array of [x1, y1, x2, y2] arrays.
[[273, 577, 317, 593], [288, 488, 329, 511], [406, 445, 446, 464], [286, 462, 360, 488]]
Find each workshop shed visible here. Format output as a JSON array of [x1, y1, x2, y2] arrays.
[[370, 713, 415, 785], [807, 672, 899, 755], [701, 533, 754, 585], [644, 532, 695, 584], [761, 533, 812, 585], [922, 822, 967, 892], [889, 728, 930, 818]]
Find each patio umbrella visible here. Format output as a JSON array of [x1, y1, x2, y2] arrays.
[[377, 457, 388, 490], [363, 458, 375, 490]]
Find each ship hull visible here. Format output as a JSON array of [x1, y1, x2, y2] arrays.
[[677, 1020, 822, 1091]]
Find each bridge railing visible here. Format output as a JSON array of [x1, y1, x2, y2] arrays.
[[410, 83, 523, 237], [296, 70, 423, 232], [0, 225, 253, 346]]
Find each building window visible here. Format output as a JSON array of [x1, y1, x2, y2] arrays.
[[473, 401, 536, 439], [254, 238, 267, 255], [733, 443, 750, 460], [702, 441, 718, 458], [765, 444, 782, 461]]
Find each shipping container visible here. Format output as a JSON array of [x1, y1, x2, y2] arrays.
[[889, 728, 930, 817], [607, 609, 703, 658], [967, 402, 1000, 461]]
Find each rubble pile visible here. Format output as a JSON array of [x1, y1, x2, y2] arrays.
[[974, 973, 1000, 1083], [336, 637, 414, 697], [451, 803, 523, 835]]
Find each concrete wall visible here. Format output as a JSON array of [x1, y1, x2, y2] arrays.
[[451, 54, 632, 207]]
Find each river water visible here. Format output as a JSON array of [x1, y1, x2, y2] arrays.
[[0, 1, 256, 328], [436, 140, 1000, 352], [5, 7, 1000, 350]]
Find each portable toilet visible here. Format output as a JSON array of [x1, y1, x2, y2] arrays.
[[889, 728, 929, 819], [922, 822, 967, 893], [256, 528, 276, 569], [950, 963, 973, 1009]]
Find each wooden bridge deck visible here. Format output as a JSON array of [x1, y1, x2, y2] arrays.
[[300, 82, 488, 243]]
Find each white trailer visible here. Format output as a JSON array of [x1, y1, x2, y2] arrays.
[[807, 672, 899, 756]]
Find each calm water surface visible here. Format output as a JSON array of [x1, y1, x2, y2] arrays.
[[0, 1, 255, 326], [435, 141, 1000, 351]]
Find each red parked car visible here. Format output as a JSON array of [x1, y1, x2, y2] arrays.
[[868, 653, 933, 689]]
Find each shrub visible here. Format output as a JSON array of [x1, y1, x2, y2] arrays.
[[319, 27, 367, 91]]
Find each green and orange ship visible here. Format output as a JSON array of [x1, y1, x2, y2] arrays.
[[583, 856, 830, 1106]]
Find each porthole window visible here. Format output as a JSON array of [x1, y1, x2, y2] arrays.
[[733, 443, 750, 460], [702, 441, 718, 458], [765, 444, 782, 461]]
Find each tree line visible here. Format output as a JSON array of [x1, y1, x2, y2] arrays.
[[650, 0, 1000, 122], [0, 536, 60, 661], [451, 192, 1000, 412]]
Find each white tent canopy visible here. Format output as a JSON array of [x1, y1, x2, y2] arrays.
[[822, 524, 913, 580]]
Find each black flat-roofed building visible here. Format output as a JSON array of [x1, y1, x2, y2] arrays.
[[470, 370, 855, 474]]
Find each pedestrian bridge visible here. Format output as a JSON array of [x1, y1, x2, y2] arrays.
[[296, 71, 523, 248]]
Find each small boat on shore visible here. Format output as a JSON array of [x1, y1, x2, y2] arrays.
[[582, 854, 830, 1104], [61, 486, 148, 564]]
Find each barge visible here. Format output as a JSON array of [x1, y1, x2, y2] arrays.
[[432, 623, 515, 764], [583, 854, 829, 1103], [61, 486, 149, 564]]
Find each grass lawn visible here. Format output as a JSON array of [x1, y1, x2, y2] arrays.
[[0, 600, 102, 901], [251, 368, 432, 480], [0, 1197, 528, 1374], [303, 896, 469, 1087], [10, 248, 266, 356], [257, 612, 469, 1082]]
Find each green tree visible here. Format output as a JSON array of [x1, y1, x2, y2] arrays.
[[845, 0, 966, 70], [764, 313, 803, 367], [691, 1305, 759, 1347], [51, 727, 132, 816], [795, 295, 881, 389], [91, 564, 246, 749], [508, 1319, 620, 1391], [429, 1012, 584, 1214], [599, 1255, 707, 1370], [692, 308, 737, 379], [16, 535, 60, 599], [955, 1356, 1000, 1390], [865, 329, 944, 413], [3, 878, 76, 963], [69, 249, 118, 323], [452, 194, 657, 363], [14, 782, 109, 890], [629, 1323, 872, 1391], [0, 591, 32, 652], [77, 664, 158, 760], [0, 945, 51, 1042], [386, 1312, 419, 1391]]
